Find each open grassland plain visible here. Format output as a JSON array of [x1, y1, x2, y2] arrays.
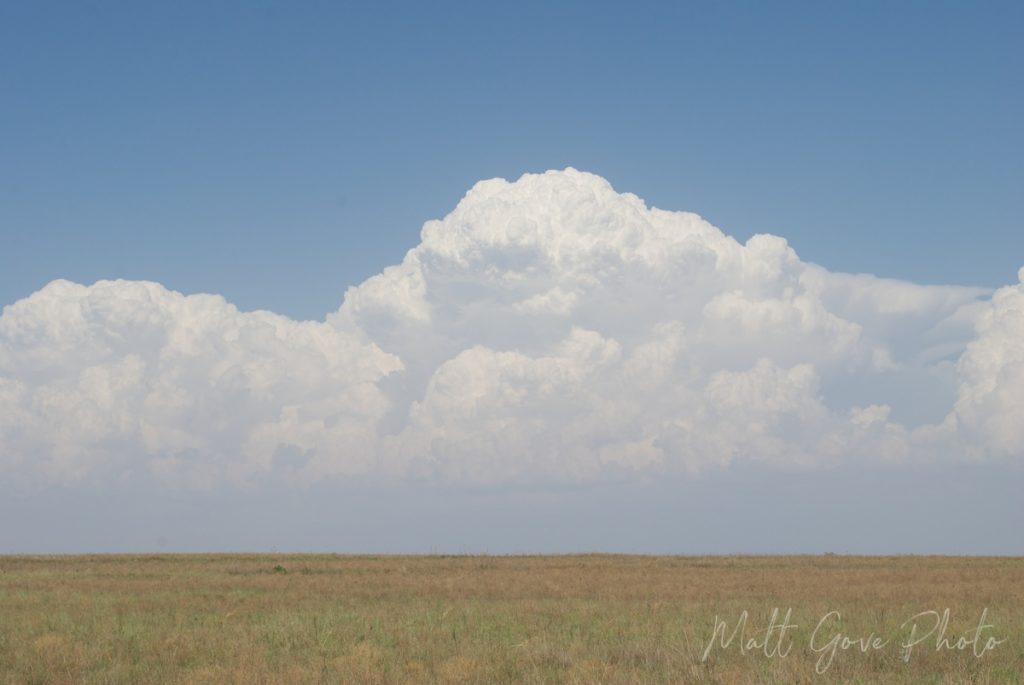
[[0, 554, 1021, 684]]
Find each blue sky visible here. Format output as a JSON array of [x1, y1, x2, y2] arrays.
[[1, 2, 1022, 554], [3, 1, 1021, 319]]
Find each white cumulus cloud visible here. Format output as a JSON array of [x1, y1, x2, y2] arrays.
[[952, 270, 1024, 457], [0, 280, 401, 487], [1, 169, 1019, 487]]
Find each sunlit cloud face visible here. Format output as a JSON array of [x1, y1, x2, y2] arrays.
[[1, 169, 1019, 489]]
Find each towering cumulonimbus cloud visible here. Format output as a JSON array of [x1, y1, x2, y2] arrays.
[[0, 169, 1019, 487]]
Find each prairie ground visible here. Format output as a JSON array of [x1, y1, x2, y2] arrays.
[[0, 554, 1021, 684]]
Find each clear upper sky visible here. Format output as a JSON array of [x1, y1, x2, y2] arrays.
[[3, 1, 1022, 320]]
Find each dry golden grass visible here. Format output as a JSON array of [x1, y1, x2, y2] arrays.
[[0, 554, 1021, 683]]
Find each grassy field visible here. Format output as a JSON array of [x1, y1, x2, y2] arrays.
[[0, 554, 1021, 684]]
